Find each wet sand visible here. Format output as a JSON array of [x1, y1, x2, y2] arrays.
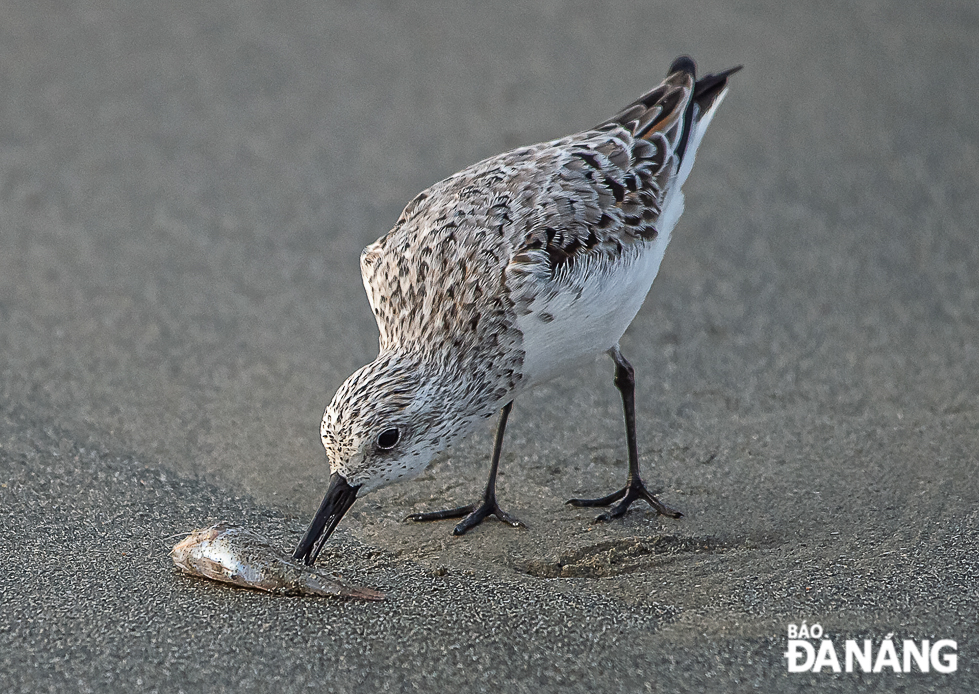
[[2, 1, 977, 691]]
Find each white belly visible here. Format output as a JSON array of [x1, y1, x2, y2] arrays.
[[514, 226, 672, 387]]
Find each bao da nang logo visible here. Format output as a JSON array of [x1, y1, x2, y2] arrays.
[[784, 623, 958, 674]]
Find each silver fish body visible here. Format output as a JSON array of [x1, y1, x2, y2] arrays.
[[171, 523, 384, 600]]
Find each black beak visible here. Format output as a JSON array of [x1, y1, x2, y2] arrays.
[[292, 472, 360, 565]]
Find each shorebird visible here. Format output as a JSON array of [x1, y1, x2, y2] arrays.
[[295, 56, 740, 564]]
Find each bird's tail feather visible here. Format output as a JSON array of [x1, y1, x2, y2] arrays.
[[599, 57, 741, 175]]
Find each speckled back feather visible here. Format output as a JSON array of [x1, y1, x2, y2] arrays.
[[323, 59, 737, 488], [360, 58, 733, 356]]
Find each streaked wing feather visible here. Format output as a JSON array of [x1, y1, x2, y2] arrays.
[[360, 57, 739, 350]]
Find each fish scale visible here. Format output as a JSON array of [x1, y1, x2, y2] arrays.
[[171, 523, 384, 600]]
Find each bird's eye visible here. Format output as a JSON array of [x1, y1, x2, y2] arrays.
[[376, 427, 400, 450]]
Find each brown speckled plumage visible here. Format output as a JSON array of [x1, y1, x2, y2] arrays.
[[316, 58, 739, 500]]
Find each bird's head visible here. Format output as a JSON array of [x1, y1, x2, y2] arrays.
[[293, 353, 479, 564]]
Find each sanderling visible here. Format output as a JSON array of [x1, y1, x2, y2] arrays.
[[295, 56, 740, 564]]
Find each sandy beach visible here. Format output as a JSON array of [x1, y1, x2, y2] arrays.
[[2, 1, 977, 691]]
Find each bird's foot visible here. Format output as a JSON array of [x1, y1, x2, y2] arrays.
[[405, 499, 525, 536], [567, 480, 682, 522]]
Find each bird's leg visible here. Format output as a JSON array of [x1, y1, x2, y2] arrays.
[[567, 346, 683, 522], [405, 401, 525, 535]]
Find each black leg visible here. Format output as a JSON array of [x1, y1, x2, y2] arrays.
[[567, 346, 683, 522], [405, 401, 525, 535]]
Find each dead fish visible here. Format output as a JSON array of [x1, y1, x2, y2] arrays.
[[171, 522, 384, 600]]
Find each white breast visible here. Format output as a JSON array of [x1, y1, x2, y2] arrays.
[[514, 194, 680, 387]]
